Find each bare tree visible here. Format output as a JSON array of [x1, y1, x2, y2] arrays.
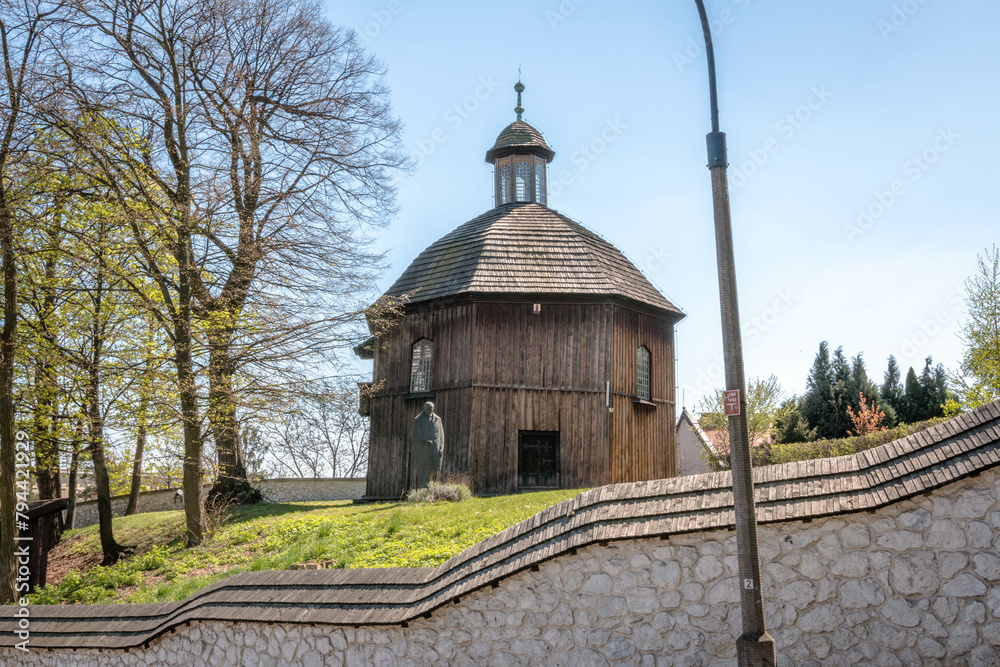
[[254, 377, 369, 479], [54, 0, 404, 545], [178, 0, 403, 499]]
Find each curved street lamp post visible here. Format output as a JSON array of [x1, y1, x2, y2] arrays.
[[693, 1, 777, 664]]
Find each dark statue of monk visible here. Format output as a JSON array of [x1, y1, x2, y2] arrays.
[[411, 401, 444, 489]]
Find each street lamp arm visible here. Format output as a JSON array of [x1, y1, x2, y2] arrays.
[[694, 0, 721, 133]]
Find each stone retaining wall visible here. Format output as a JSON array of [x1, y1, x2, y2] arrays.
[[71, 478, 366, 528], [4, 401, 999, 665], [254, 478, 367, 504], [11, 466, 1000, 666], [70, 487, 203, 529]]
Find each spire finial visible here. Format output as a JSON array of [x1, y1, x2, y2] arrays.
[[514, 79, 525, 121]]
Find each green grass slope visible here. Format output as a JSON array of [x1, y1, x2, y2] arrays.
[[33, 489, 582, 606]]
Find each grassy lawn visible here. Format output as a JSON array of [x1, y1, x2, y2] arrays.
[[32, 489, 583, 606]]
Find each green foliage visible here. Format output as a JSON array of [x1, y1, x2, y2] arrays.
[[801, 342, 948, 440], [881, 355, 903, 425], [406, 481, 472, 504], [896, 357, 949, 423], [772, 399, 816, 444], [954, 245, 1000, 409], [30, 563, 144, 605], [696, 375, 784, 464], [768, 417, 948, 465], [801, 342, 840, 439], [31, 490, 581, 605]]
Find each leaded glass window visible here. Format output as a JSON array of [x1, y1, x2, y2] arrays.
[[410, 339, 433, 393], [515, 160, 530, 202], [499, 164, 511, 204], [637, 346, 651, 401]]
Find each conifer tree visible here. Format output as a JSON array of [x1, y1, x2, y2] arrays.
[[900, 366, 923, 423], [882, 356, 904, 417], [916, 357, 947, 420], [830, 346, 859, 438], [801, 342, 841, 439]]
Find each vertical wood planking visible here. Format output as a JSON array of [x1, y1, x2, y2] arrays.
[[367, 299, 675, 498], [609, 306, 677, 484]]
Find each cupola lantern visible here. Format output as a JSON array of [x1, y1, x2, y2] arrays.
[[485, 81, 555, 207]]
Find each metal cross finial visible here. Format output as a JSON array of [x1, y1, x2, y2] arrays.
[[514, 79, 525, 121]]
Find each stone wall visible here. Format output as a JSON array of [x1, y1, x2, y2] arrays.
[[70, 487, 201, 529], [70, 478, 366, 528], [11, 458, 1000, 665], [4, 401, 999, 665], [254, 478, 367, 504]]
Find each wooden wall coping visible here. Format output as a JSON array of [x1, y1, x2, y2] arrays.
[[2, 400, 998, 650]]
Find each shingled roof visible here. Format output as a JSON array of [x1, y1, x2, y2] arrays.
[[383, 203, 684, 319], [484, 120, 555, 162]]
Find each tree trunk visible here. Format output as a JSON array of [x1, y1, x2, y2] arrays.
[[0, 198, 18, 603], [124, 413, 146, 516], [206, 330, 258, 504], [33, 238, 62, 514], [33, 368, 61, 502], [64, 428, 81, 531], [174, 239, 204, 546], [125, 325, 153, 516], [86, 267, 127, 565], [87, 357, 126, 565], [34, 348, 62, 548]]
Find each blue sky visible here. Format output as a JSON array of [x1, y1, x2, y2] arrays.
[[332, 0, 999, 409]]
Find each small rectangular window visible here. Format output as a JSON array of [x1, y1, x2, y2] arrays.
[[499, 164, 511, 204]]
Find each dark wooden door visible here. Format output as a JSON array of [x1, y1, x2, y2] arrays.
[[518, 431, 560, 489]]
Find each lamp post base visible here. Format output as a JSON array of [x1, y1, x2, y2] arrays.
[[737, 632, 776, 667]]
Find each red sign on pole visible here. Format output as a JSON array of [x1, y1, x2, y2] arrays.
[[724, 389, 741, 417]]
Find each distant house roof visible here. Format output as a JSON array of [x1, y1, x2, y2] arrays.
[[382, 203, 684, 320], [677, 408, 722, 459], [676, 408, 771, 462]]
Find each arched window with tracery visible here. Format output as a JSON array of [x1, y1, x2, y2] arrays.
[[515, 160, 530, 202], [410, 338, 433, 393], [636, 346, 651, 401], [499, 164, 511, 204]]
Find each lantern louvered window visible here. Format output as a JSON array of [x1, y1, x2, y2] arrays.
[[535, 158, 546, 205], [636, 346, 651, 401], [499, 164, 511, 204], [410, 339, 433, 393], [515, 160, 530, 202]]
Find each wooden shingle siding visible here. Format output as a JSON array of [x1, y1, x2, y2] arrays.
[[5, 401, 999, 651]]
